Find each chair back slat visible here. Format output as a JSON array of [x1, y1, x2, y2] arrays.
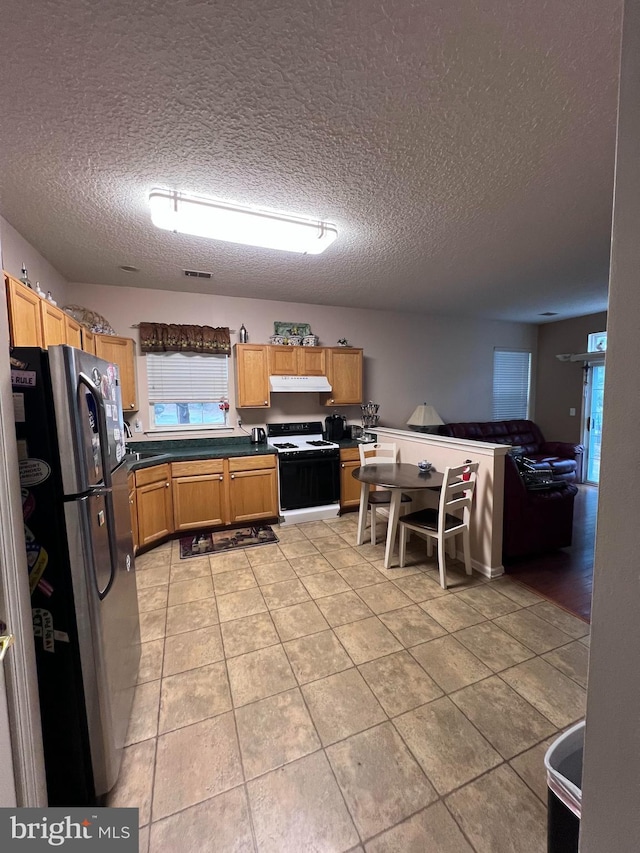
[[359, 442, 400, 465], [438, 462, 479, 534]]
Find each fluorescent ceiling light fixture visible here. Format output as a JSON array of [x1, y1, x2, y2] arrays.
[[148, 188, 338, 254]]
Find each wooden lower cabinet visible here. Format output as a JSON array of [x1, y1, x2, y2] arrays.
[[172, 460, 226, 531], [133, 455, 278, 549], [228, 456, 278, 523], [135, 464, 173, 547], [340, 448, 361, 509]]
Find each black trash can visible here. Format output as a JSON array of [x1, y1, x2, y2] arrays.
[[544, 721, 584, 853]]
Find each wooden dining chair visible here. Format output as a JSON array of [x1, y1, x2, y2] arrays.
[[398, 462, 479, 589], [358, 442, 412, 545]]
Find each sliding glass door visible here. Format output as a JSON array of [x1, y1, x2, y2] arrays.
[[583, 362, 605, 484]]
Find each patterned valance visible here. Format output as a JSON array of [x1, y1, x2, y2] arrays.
[[139, 323, 231, 355]]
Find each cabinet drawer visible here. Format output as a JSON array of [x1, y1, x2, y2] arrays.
[[228, 454, 276, 473], [340, 447, 361, 463], [172, 459, 224, 477], [135, 463, 171, 487]]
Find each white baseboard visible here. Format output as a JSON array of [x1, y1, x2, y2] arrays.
[[279, 504, 340, 525]]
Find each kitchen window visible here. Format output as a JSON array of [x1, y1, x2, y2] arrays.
[[492, 348, 531, 420], [147, 352, 229, 430]]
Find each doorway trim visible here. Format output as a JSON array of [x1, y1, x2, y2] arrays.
[[0, 296, 47, 805]]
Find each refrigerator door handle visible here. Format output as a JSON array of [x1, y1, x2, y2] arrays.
[[78, 372, 113, 490], [78, 373, 118, 597]]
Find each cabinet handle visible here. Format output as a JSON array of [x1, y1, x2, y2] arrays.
[[130, 403, 134, 408], [165, 482, 170, 488], [264, 401, 268, 406], [219, 475, 224, 481], [341, 463, 345, 468], [231, 474, 235, 479]]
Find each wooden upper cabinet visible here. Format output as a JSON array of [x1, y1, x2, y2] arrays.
[[5, 274, 44, 347], [40, 300, 67, 348], [94, 334, 138, 412], [64, 314, 83, 348], [268, 346, 298, 376], [268, 345, 327, 376], [235, 344, 270, 408], [81, 328, 96, 354], [297, 346, 326, 376], [322, 348, 363, 406]]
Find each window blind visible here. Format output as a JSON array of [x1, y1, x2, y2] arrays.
[[492, 349, 531, 420], [147, 352, 229, 403]]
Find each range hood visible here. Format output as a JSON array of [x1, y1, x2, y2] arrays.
[[269, 374, 332, 393]]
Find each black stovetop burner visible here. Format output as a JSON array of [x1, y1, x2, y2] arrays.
[[307, 440, 333, 446], [273, 442, 297, 449]]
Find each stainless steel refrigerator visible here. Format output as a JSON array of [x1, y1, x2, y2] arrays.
[[11, 344, 140, 805]]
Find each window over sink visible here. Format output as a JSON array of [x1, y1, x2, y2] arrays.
[[147, 352, 229, 430]]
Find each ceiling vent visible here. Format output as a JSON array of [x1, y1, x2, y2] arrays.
[[183, 269, 213, 279]]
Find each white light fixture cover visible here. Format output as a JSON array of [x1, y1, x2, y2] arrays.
[[149, 188, 338, 254], [407, 403, 444, 427]]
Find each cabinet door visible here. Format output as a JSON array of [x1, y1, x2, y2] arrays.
[[136, 477, 173, 547], [228, 469, 278, 523], [40, 300, 67, 347], [235, 344, 270, 408], [64, 314, 83, 348], [228, 457, 278, 523], [95, 335, 138, 412], [268, 346, 298, 375], [82, 328, 96, 354], [297, 347, 327, 376], [173, 473, 226, 530], [322, 348, 363, 406], [340, 460, 361, 509], [5, 275, 44, 347]]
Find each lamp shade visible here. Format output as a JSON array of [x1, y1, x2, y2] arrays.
[[149, 188, 337, 254], [407, 404, 444, 428]]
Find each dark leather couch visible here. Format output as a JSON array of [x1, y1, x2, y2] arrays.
[[501, 454, 578, 558], [439, 419, 583, 483]]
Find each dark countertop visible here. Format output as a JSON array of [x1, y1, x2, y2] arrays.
[[125, 438, 277, 471], [124, 434, 377, 472]]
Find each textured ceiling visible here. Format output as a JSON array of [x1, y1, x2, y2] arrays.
[[0, 0, 622, 323]]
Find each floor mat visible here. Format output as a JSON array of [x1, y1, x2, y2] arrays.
[[179, 525, 278, 558]]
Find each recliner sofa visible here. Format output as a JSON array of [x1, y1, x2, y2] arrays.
[[438, 419, 583, 483], [501, 453, 578, 558]]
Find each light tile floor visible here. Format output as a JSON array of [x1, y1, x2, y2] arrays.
[[108, 514, 589, 853]]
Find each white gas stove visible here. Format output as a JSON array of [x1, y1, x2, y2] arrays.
[[267, 421, 341, 523]]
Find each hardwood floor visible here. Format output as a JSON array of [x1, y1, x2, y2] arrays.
[[504, 484, 597, 623]]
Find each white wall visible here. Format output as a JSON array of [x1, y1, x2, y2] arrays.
[[581, 1, 640, 848], [535, 311, 608, 444], [66, 281, 537, 438], [0, 216, 68, 305]]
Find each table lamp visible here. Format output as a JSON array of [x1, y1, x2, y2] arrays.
[[406, 403, 444, 433]]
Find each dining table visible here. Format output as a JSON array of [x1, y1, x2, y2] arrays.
[[352, 463, 445, 568]]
